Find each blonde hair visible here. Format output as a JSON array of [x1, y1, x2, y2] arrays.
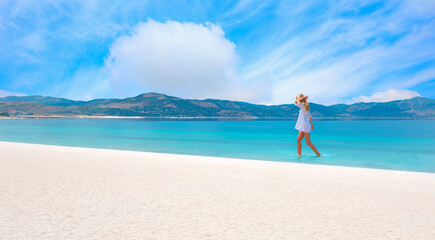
[[296, 94, 309, 111]]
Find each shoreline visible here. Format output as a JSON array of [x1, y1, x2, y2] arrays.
[[1, 141, 434, 239], [1, 141, 434, 174], [1, 115, 434, 120]]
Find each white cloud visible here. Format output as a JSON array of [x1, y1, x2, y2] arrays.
[[105, 20, 253, 101], [349, 89, 421, 103], [0, 89, 27, 97]]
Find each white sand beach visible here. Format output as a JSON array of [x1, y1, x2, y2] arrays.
[[1, 141, 434, 239]]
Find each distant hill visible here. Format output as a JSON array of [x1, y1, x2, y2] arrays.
[[0, 93, 434, 119], [0, 95, 87, 107]]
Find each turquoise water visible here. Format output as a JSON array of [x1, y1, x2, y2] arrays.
[[0, 119, 434, 173]]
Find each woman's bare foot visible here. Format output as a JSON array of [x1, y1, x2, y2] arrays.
[[298, 154, 301, 157], [317, 154, 322, 157]]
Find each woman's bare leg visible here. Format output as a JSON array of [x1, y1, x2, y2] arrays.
[[304, 132, 321, 157], [297, 131, 304, 157]]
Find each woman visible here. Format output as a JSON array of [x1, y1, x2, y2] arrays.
[[294, 94, 321, 157]]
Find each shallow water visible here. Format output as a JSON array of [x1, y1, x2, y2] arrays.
[[1, 119, 434, 172]]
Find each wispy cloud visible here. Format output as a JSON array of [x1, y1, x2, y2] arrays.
[[382, 68, 435, 90], [0, 89, 27, 97], [50, 66, 112, 101], [240, 0, 435, 104], [222, 0, 272, 22], [13, 30, 48, 62], [349, 89, 420, 103], [15, 30, 47, 52]]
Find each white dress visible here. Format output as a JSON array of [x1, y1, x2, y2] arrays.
[[295, 103, 312, 133]]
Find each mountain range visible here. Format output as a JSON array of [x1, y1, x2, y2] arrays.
[[0, 92, 434, 119]]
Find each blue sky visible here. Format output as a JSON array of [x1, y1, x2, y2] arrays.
[[0, 0, 434, 104]]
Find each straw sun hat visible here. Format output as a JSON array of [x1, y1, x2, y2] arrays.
[[296, 95, 308, 101]]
